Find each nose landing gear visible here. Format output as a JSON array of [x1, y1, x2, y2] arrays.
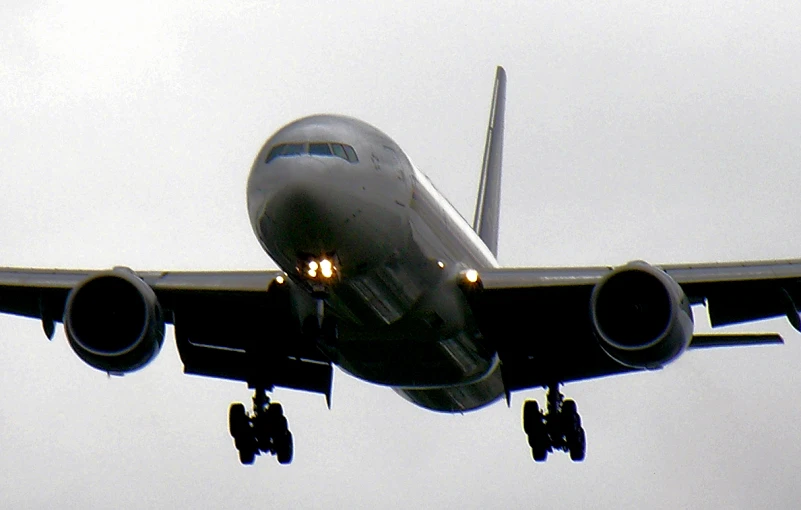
[[522, 384, 586, 462], [229, 388, 294, 465]]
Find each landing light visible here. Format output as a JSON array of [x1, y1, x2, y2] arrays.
[[301, 256, 338, 281], [276, 275, 285, 285], [465, 269, 479, 283], [320, 259, 333, 278]]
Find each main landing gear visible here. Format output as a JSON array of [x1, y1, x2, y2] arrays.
[[229, 388, 293, 465], [522, 384, 586, 462]]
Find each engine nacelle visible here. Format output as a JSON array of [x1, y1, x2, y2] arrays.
[[63, 268, 165, 374], [590, 261, 693, 369]]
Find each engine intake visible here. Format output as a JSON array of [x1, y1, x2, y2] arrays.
[[64, 268, 165, 373], [590, 261, 693, 369]]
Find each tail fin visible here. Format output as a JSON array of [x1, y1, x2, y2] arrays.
[[472, 66, 507, 257]]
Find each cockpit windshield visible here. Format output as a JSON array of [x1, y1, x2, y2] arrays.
[[266, 142, 359, 164]]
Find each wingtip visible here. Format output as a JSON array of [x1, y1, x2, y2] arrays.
[[496, 65, 507, 81]]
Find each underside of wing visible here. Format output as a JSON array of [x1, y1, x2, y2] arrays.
[[662, 259, 801, 330], [470, 260, 801, 392], [0, 267, 332, 400]]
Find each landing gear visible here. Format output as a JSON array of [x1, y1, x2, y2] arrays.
[[522, 384, 586, 462], [229, 388, 294, 465]]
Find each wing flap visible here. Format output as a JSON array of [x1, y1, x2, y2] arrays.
[[478, 266, 609, 289], [179, 340, 333, 397], [689, 333, 784, 349]]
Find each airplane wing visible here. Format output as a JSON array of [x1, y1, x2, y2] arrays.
[[0, 268, 333, 402], [470, 259, 801, 393], [2, 259, 799, 399]]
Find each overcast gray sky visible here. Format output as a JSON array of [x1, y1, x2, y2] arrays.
[[2, 1, 801, 508]]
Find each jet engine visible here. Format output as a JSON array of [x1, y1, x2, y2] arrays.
[[63, 268, 165, 373], [590, 261, 693, 369]]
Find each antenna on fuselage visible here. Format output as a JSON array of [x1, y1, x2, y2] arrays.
[[472, 66, 507, 258]]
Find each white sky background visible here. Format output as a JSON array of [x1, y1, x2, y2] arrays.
[[2, 1, 801, 508]]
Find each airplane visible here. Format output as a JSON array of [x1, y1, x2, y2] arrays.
[[1, 66, 798, 465]]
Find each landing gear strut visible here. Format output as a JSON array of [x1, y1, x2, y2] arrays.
[[229, 388, 294, 465], [522, 384, 586, 462]]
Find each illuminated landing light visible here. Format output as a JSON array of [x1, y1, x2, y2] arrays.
[[300, 256, 339, 282], [465, 269, 479, 283], [275, 275, 285, 285], [437, 261, 445, 268], [320, 259, 334, 278]]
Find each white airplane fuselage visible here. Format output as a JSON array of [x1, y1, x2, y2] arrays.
[[247, 115, 505, 412]]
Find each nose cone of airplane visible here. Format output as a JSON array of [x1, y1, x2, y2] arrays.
[[248, 142, 412, 279], [260, 157, 357, 255]]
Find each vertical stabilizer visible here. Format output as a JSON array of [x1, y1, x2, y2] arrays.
[[472, 66, 506, 257]]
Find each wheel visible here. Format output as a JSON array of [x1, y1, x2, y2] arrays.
[[235, 431, 256, 453], [531, 443, 548, 462], [561, 399, 581, 432], [229, 403, 248, 438], [267, 402, 284, 418], [522, 400, 543, 435], [527, 424, 549, 462], [264, 408, 288, 435], [254, 406, 288, 451], [238, 445, 256, 465], [569, 427, 586, 462], [252, 414, 271, 451], [276, 431, 294, 465]]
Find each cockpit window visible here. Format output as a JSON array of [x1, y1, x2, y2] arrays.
[[266, 143, 305, 163], [282, 143, 305, 156], [331, 143, 347, 159], [266, 142, 359, 164], [265, 145, 285, 163], [309, 143, 332, 156], [343, 145, 358, 163]]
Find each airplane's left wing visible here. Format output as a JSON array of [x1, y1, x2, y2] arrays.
[[469, 260, 801, 394], [0, 268, 333, 401]]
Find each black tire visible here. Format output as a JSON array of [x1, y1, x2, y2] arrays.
[[253, 415, 271, 450], [238, 446, 256, 465], [267, 402, 284, 417], [569, 428, 586, 462], [561, 399, 581, 431], [229, 403, 247, 438], [276, 431, 294, 465], [531, 442, 548, 462], [265, 408, 288, 436], [523, 400, 543, 435]]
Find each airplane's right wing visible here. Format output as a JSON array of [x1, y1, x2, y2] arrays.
[[468, 259, 801, 394]]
